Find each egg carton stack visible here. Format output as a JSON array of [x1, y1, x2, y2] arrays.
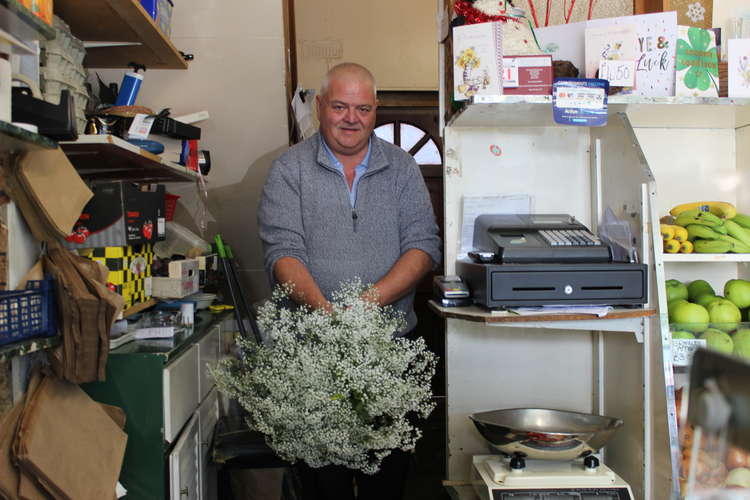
[[40, 16, 88, 134]]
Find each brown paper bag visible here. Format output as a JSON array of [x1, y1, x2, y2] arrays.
[[16, 148, 92, 239], [14, 376, 127, 500], [0, 371, 50, 500]]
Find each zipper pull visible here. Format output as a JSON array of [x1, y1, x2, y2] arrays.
[[352, 209, 358, 232]]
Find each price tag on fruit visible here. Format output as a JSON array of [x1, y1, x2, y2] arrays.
[[598, 60, 636, 87], [672, 338, 706, 367]]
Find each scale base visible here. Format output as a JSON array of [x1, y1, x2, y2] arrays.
[[471, 455, 634, 500]]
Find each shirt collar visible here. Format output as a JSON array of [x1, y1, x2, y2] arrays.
[[320, 135, 371, 170]]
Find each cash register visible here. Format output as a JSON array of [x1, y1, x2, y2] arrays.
[[457, 214, 648, 308]]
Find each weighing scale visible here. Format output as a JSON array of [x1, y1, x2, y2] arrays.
[[469, 408, 635, 500], [472, 455, 634, 500]]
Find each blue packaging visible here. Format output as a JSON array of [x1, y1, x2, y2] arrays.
[[115, 72, 144, 107], [552, 78, 609, 127], [140, 0, 173, 36], [139, 0, 158, 19]]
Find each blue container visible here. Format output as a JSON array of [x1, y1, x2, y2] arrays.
[[140, 0, 173, 36], [139, 0, 158, 19], [0, 277, 57, 346], [114, 71, 144, 107]]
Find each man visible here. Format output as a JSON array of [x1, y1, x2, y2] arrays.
[[257, 62, 441, 499]]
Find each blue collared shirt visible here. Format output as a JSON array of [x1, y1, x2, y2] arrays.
[[320, 136, 371, 207]]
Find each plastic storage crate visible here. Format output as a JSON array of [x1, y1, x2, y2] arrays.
[[0, 277, 57, 346]]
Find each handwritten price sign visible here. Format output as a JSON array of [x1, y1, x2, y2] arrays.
[[672, 338, 706, 367], [598, 60, 636, 87]]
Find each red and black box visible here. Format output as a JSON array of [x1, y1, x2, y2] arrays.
[[64, 182, 166, 249]]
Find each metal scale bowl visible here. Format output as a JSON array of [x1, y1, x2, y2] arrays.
[[469, 408, 634, 500]]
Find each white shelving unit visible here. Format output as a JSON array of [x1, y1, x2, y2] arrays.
[[437, 91, 750, 499], [439, 94, 666, 500], [634, 99, 750, 500]]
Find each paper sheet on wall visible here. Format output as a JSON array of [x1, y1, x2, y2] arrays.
[[460, 194, 531, 258], [292, 87, 317, 140]]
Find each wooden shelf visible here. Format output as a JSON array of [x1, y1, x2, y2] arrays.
[[0, 120, 57, 153], [0, 0, 54, 41], [661, 253, 750, 263], [0, 335, 60, 362], [429, 300, 656, 324], [54, 0, 188, 69], [60, 134, 200, 183]]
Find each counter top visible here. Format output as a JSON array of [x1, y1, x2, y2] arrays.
[[110, 310, 231, 363]]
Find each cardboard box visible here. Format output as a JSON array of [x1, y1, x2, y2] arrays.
[[84, 245, 154, 309], [64, 182, 165, 249], [152, 259, 199, 299], [502, 55, 553, 95]]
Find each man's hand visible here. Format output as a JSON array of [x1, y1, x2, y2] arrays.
[[370, 248, 433, 306], [273, 257, 331, 310]]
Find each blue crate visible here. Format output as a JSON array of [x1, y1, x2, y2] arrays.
[[0, 277, 57, 346]]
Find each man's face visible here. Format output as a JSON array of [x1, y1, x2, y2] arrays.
[[316, 76, 377, 159]]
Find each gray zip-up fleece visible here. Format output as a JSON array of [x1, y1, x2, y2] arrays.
[[258, 132, 441, 334]]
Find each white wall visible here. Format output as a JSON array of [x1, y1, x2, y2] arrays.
[[96, 0, 289, 302]]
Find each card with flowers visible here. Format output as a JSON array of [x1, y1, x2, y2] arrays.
[[728, 39, 750, 98], [452, 21, 504, 101]]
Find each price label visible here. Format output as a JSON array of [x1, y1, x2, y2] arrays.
[[598, 60, 636, 87], [555, 86, 605, 110], [127, 113, 156, 140], [672, 338, 706, 367]]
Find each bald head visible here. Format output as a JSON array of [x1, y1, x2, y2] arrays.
[[320, 63, 377, 100]]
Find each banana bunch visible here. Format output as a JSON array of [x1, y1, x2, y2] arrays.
[[661, 223, 691, 253], [667, 201, 750, 254]]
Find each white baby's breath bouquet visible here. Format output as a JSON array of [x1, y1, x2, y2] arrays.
[[211, 279, 437, 474]]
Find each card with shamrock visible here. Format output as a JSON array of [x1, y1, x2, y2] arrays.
[[675, 25, 719, 97]]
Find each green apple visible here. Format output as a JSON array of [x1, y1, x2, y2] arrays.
[[671, 330, 696, 340], [688, 280, 715, 301], [694, 294, 720, 308], [724, 279, 750, 309], [668, 299, 689, 323], [707, 299, 742, 332], [733, 329, 750, 359], [699, 328, 734, 354], [670, 302, 710, 333], [666, 279, 689, 303]]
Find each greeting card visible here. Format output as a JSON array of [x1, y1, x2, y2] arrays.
[[587, 11, 677, 96], [584, 24, 638, 88], [453, 22, 503, 101], [675, 25, 719, 97], [728, 38, 750, 98]]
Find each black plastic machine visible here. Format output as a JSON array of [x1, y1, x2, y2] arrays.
[[457, 214, 648, 308]]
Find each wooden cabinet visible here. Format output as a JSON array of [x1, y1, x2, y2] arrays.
[[82, 312, 226, 500]]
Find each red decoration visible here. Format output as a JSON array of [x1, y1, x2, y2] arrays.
[[454, 0, 519, 24]]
